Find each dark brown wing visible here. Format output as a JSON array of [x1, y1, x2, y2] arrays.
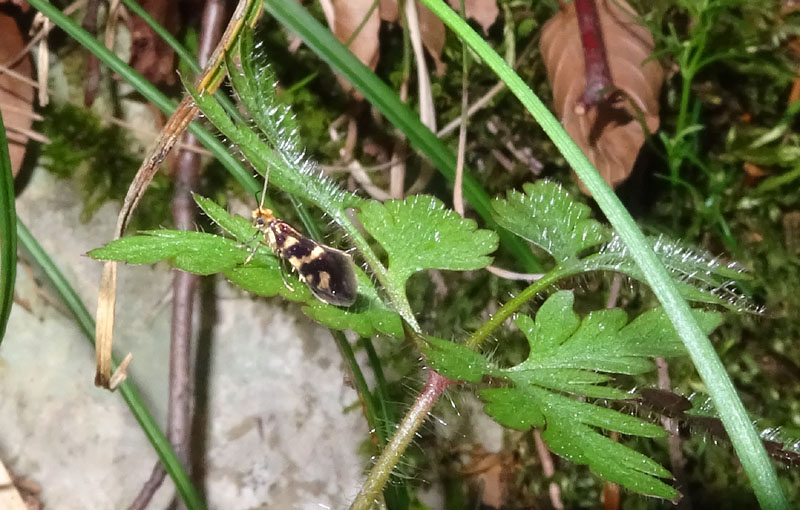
[[299, 247, 358, 307]]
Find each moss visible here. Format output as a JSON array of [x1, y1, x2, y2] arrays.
[[39, 102, 173, 228]]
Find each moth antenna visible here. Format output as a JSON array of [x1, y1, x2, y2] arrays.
[[258, 165, 270, 209]]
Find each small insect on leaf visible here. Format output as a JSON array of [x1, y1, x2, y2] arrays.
[[252, 206, 358, 307]]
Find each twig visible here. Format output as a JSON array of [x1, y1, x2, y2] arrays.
[[127, 1, 226, 508], [452, 0, 469, 217], [126, 463, 166, 510], [656, 357, 692, 510], [533, 430, 564, 510], [437, 81, 506, 138], [402, 0, 436, 132], [82, 0, 101, 107]]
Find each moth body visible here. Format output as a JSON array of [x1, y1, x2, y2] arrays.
[[252, 206, 358, 306]]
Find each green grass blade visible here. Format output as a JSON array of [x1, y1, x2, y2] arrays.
[[119, 0, 246, 123], [16, 220, 205, 509], [417, 1, 787, 507], [265, 0, 542, 273], [0, 108, 17, 347], [26, 0, 260, 196]]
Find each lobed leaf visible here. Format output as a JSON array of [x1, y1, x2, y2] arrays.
[[481, 384, 676, 499], [492, 181, 610, 261], [358, 195, 498, 290], [92, 198, 405, 337], [224, 28, 363, 216], [588, 234, 758, 313], [422, 336, 492, 382], [543, 421, 677, 499], [89, 230, 247, 275]]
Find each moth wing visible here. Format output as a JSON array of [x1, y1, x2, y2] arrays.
[[307, 247, 358, 307]]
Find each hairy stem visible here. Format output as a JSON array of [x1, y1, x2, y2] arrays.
[[466, 264, 577, 350], [349, 371, 452, 510]]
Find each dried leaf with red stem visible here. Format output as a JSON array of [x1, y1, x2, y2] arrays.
[[540, 0, 663, 191]]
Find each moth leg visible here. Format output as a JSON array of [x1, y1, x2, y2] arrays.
[[278, 257, 295, 292], [239, 230, 263, 265]]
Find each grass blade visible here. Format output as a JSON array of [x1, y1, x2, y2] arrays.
[[0, 108, 17, 347], [417, 1, 787, 507], [16, 220, 205, 509]]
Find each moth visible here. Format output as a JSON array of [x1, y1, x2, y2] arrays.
[[251, 205, 358, 307]]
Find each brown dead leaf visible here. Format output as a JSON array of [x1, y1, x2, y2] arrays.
[[461, 446, 515, 509], [540, 0, 663, 191], [0, 13, 34, 177], [447, 0, 499, 34], [379, 0, 399, 22], [127, 0, 181, 86], [331, 1, 448, 77], [322, 0, 381, 95], [416, 1, 446, 75]]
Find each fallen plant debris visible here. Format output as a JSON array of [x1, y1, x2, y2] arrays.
[[540, 0, 663, 191]]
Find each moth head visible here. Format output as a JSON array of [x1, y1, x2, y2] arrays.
[[252, 207, 275, 229]]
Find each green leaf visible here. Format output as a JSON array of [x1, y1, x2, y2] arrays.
[[422, 336, 492, 382], [0, 107, 17, 347], [514, 290, 579, 355], [194, 193, 257, 242], [492, 181, 610, 261], [479, 388, 544, 430], [481, 385, 675, 499], [302, 269, 404, 338], [542, 420, 677, 499], [587, 234, 758, 313], [358, 195, 498, 290], [89, 230, 248, 275], [472, 291, 723, 498]]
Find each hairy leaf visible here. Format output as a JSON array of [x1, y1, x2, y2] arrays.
[[511, 291, 722, 379], [358, 195, 498, 290], [422, 336, 492, 382], [426, 291, 722, 499], [194, 193, 255, 242], [92, 197, 404, 338], [89, 230, 247, 275], [587, 234, 758, 313], [492, 181, 610, 260]]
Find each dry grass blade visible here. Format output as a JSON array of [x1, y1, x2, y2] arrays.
[[540, 0, 663, 191], [94, 0, 263, 389]]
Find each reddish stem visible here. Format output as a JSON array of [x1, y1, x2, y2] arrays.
[[574, 0, 614, 108]]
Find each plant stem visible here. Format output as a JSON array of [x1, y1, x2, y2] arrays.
[[466, 266, 573, 350], [418, 1, 788, 507], [349, 371, 452, 510]]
